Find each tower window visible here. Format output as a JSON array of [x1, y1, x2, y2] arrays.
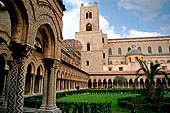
[[87, 43, 90, 51], [158, 46, 162, 54], [86, 13, 88, 19], [148, 47, 152, 54], [118, 48, 122, 55], [102, 38, 104, 43], [86, 23, 92, 31], [86, 12, 92, 19], [86, 61, 89, 66], [103, 53, 105, 59], [89, 12, 92, 18]]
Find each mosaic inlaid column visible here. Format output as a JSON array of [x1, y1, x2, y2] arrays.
[[6, 44, 32, 113], [15, 60, 27, 113]]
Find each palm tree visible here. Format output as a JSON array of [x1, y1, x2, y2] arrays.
[[134, 59, 169, 103]]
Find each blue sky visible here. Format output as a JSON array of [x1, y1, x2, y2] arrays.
[[62, 0, 170, 39]]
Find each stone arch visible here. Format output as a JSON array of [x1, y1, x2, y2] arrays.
[[2, 0, 29, 43], [93, 79, 97, 88], [140, 79, 144, 88], [34, 65, 43, 93], [88, 79, 92, 88], [25, 62, 36, 94], [108, 79, 112, 88], [86, 23, 92, 31], [103, 79, 107, 88], [35, 24, 56, 58], [98, 79, 102, 88], [129, 79, 133, 88]]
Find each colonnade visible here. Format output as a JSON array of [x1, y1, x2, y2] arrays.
[[88, 77, 170, 89]]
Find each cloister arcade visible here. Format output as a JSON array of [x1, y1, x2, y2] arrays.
[[88, 75, 170, 89]]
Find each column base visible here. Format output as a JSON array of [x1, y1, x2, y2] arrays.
[[38, 106, 61, 113]]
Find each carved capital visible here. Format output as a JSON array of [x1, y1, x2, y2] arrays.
[[9, 43, 33, 60]]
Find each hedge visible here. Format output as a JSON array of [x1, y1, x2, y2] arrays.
[[56, 102, 112, 113], [117, 96, 170, 113], [24, 88, 170, 109]]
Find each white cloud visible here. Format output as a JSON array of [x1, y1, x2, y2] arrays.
[[63, 0, 163, 40], [99, 15, 122, 39], [160, 25, 170, 33], [63, 0, 90, 39], [126, 29, 162, 38], [118, 0, 169, 21], [121, 26, 127, 32], [63, 0, 122, 39]]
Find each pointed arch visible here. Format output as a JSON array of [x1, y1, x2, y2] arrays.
[[86, 23, 92, 31]]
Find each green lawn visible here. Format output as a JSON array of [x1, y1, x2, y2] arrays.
[[56, 94, 139, 113]]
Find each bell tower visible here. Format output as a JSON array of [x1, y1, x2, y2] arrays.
[[76, 2, 107, 72], [80, 2, 99, 32]]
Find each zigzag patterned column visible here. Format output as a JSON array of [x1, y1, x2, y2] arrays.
[[15, 60, 26, 113], [7, 44, 33, 113], [7, 61, 18, 113]]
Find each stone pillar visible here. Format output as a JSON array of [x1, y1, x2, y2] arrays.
[[96, 82, 98, 88], [7, 44, 32, 113], [1, 70, 8, 107], [39, 58, 61, 113], [30, 75, 35, 94], [68, 80, 70, 90], [58, 79, 60, 90], [128, 82, 129, 88]]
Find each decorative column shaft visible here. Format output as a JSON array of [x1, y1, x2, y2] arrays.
[[39, 58, 61, 113], [7, 44, 32, 113]]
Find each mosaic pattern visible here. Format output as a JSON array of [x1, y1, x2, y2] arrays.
[[7, 61, 18, 113], [15, 61, 26, 113]]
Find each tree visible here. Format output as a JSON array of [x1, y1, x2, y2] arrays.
[[114, 76, 127, 88], [134, 59, 169, 103]]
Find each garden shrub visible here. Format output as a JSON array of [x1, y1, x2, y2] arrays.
[[56, 102, 111, 113]]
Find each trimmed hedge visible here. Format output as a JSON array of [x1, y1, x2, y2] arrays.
[[24, 95, 42, 108], [117, 96, 170, 113], [56, 102, 112, 113], [24, 88, 170, 109]]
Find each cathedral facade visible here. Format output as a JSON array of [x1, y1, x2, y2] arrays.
[[75, 2, 170, 88]]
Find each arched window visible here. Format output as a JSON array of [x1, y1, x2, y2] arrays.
[[118, 48, 122, 55], [148, 47, 152, 54], [158, 46, 162, 54], [138, 47, 141, 51], [89, 12, 92, 18], [86, 23, 92, 31], [86, 13, 88, 19], [128, 47, 131, 52], [108, 48, 112, 56], [87, 43, 90, 51]]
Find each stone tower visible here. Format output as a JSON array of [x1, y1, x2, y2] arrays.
[[76, 2, 107, 72]]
